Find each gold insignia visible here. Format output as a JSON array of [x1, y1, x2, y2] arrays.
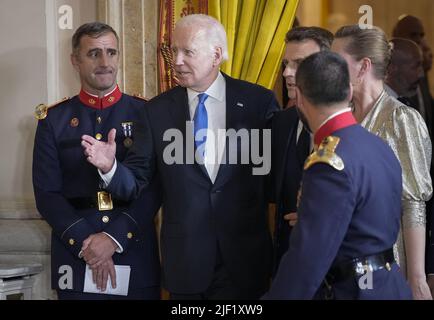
[[70, 117, 79, 127], [34, 97, 69, 120], [89, 98, 96, 105], [35, 104, 48, 120], [97, 191, 113, 211], [69, 238, 75, 246], [304, 136, 344, 171], [127, 232, 133, 239], [95, 133, 103, 140], [108, 96, 114, 102], [102, 216, 110, 223]]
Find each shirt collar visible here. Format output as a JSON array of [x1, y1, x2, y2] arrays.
[[314, 108, 356, 147], [79, 85, 122, 109], [187, 72, 226, 104]]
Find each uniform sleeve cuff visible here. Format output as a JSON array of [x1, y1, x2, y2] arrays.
[[103, 231, 123, 253], [98, 159, 117, 187]]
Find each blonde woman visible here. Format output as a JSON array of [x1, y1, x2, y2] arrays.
[[332, 25, 432, 300]]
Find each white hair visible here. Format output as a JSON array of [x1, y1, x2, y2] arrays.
[[175, 14, 229, 61]]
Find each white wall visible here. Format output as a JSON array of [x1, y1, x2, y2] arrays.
[[0, 0, 96, 300], [0, 0, 47, 204]]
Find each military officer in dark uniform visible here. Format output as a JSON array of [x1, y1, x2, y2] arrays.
[[32, 22, 161, 300], [264, 51, 412, 299]]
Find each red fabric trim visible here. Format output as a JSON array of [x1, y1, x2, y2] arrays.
[[314, 111, 357, 146], [78, 85, 122, 109]]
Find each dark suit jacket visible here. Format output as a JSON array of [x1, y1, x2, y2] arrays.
[[408, 77, 433, 137], [270, 107, 304, 273], [108, 73, 279, 296]]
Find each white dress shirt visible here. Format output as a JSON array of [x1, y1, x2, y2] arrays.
[[295, 119, 313, 153], [187, 72, 226, 183]]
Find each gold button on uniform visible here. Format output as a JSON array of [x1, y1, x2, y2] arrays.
[[95, 133, 102, 140], [69, 238, 75, 245], [102, 215, 110, 223], [70, 117, 79, 127], [127, 232, 133, 239]]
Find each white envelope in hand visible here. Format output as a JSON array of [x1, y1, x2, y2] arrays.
[[83, 264, 131, 296]]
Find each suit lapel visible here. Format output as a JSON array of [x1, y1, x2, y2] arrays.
[[168, 87, 190, 132], [275, 109, 299, 201], [214, 75, 241, 188]]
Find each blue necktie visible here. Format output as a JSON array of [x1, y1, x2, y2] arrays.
[[193, 93, 209, 157]]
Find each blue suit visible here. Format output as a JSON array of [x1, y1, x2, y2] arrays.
[[32, 89, 161, 298], [265, 116, 412, 299], [107, 73, 278, 298]]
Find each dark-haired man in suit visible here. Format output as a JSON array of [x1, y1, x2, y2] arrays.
[[271, 26, 333, 274]]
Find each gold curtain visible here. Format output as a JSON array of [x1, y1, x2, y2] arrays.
[[158, 0, 208, 93], [209, 0, 299, 89], [158, 0, 299, 92]]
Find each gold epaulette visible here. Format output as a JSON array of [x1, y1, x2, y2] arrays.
[[133, 93, 148, 102], [304, 136, 344, 171], [34, 97, 70, 120]]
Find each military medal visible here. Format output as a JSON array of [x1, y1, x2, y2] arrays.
[[124, 137, 133, 148], [121, 122, 133, 148]]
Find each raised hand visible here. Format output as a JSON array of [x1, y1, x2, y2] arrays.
[[82, 128, 117, 173]]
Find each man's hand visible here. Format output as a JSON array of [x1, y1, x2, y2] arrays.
[[90, 257, 117, 292], [81, 128, 116, 173], [81, 233, 118, 268], [284, 212, 298, 227], [409, 275, 433, 300]]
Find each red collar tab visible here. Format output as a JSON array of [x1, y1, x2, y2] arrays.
[[78, 85, 122, 109], [314, 111, 357, 146]]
